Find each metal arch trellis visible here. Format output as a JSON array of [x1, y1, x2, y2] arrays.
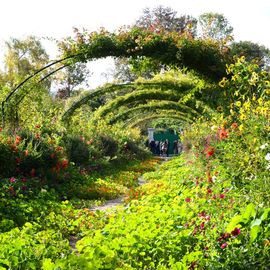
[[108, 101, 200, 125], [0, 53, 84, 128], [61, 79, 195, 121]]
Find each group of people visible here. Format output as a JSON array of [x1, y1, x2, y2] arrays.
[[148, 139, 182, 156]]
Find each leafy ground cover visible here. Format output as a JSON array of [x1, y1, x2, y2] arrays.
[[0, 158, 160, 270], [44, 153, 270, 269]]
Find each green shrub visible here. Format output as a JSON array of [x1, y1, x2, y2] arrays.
[[64, 135, 90, 165]]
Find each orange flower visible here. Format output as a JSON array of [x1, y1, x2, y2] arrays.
[[24, 150, 29, 156], [15, 135, 22, 145], [231, 122, 238, 129], [218, 127, 229, 140], [56, 146, 63, 152]]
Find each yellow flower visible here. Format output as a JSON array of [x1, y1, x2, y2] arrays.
[[239, 124, 244, 132], [235, 101, 241, 107], [240, 114, 247, 120], [217, 106, 223, 112], [219, 77, 227, 88], [258, 98, 263, 105], [243, 102, 251, 110]]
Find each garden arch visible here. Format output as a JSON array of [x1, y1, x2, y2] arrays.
[[1, 27, 230, 127]]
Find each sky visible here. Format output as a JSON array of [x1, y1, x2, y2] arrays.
[[0, 0, 269, 87]]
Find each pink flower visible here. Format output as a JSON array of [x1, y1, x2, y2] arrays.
[[220, 242, 228, 249], [200, 222, 205, 230], [231, 227, 241, 236], [9, 177, 16, 183]]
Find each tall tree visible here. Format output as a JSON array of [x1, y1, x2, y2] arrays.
[[198, 12, 233, 43], [2, 36, 50, 88], [230, 41, 270, 69], [136, 6, 197, 36], [0, 36, 51, 128], [55, 63, 90, 99]]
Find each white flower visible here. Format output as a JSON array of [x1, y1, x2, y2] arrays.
[[265, 153, 270, 161], [260, 143, 269, 150]]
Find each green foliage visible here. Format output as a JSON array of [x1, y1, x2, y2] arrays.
[[98, 134, 118, 158], [60, 27, 229, 80], [230, 41, 270, 69], [64, 135, 90, 165]]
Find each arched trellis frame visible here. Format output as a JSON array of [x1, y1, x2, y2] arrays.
[[1, 27, 230, 127], [109, 100, 200, 125], [62, 77, 197, 121], [1, 55, 77, 127], [93, 88, 196, 119]]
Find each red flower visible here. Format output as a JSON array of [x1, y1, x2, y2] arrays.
[[199, 211, 206, 217], [185, 197, 191, 203], [200, 222, 205, 230], [219, 194, 225, 199], [205, 146, 215, 158], [30, 168, 36, 177], [35, 124, 41, 129], [207, 188, 213, 194], [231, 227, 241, 236], [61, 159, 69, 169]]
